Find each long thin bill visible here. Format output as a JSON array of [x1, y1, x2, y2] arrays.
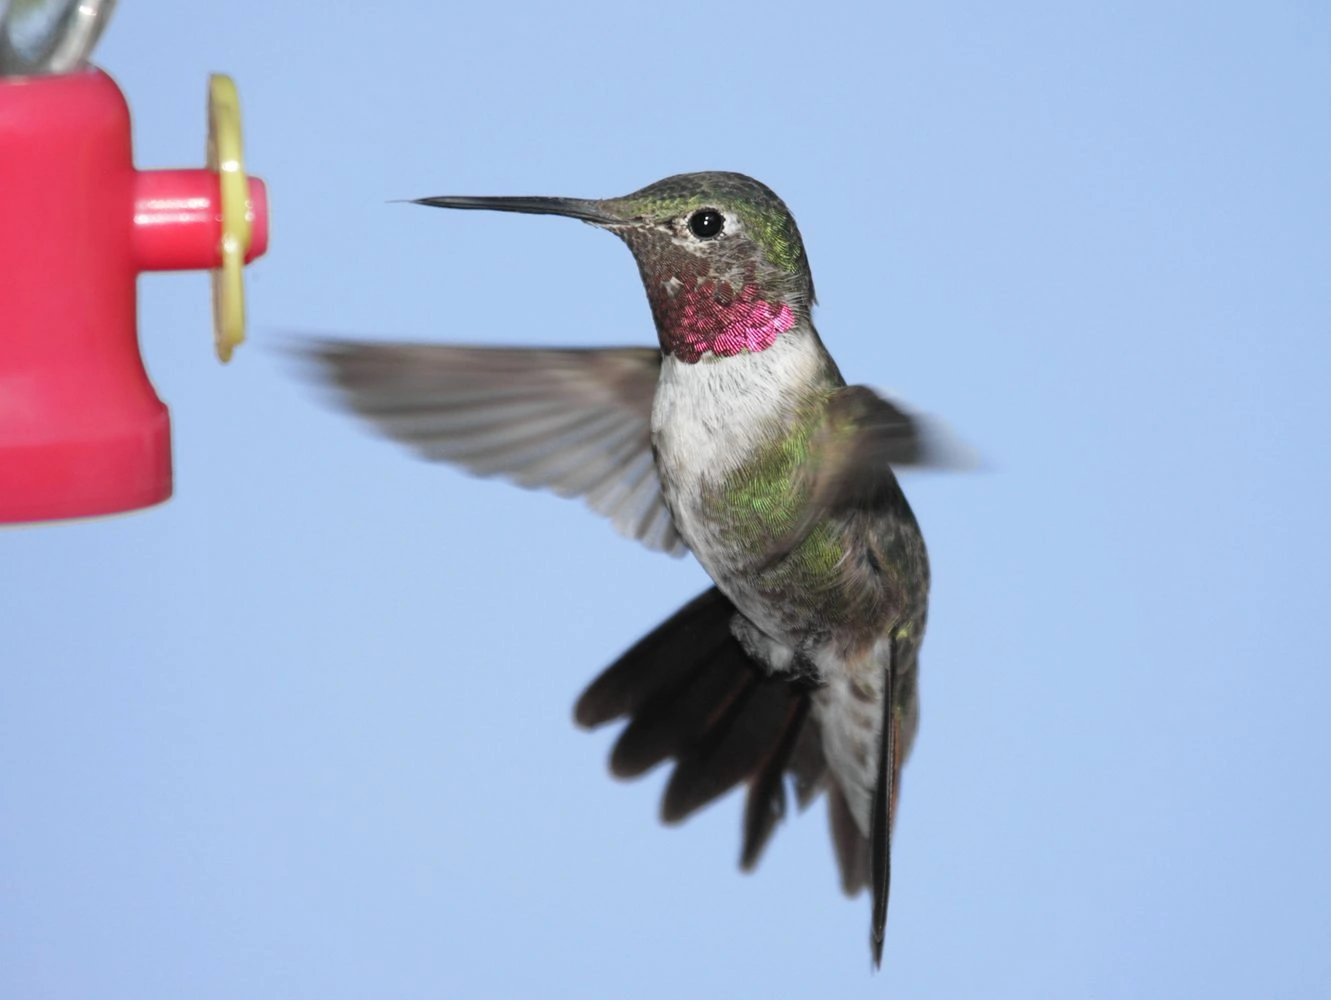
[[413, 195, 621, 226]]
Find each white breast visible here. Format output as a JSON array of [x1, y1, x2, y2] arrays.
[[650, 328, 822, 488], [649, 328, 823, 586]]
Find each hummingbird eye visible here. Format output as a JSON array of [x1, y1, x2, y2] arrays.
[[688, 208, 724, 239]]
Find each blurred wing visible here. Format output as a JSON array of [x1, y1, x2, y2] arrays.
[[304, 340, 686, 556], [849, 391, 935, 467], [868, 390, 979, 472], [762, 385, 926, 567]]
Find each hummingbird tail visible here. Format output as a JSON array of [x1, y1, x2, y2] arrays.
[[828, 781, 870, 896], [574, 587, 824, 872], [869, 637, 899, 969]]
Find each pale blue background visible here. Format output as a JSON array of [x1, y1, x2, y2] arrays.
[[4, 3, 1330, 997]]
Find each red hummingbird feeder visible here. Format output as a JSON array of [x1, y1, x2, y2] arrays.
[[0, 0, 270, 523]]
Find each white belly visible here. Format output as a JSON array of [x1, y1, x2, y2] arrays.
[[653, 336, 816, 536]]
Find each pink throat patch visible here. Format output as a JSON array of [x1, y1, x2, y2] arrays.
[[657, 281, 796, 363]]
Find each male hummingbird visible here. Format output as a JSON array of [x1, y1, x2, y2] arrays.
[[307, 172, 939, 967]]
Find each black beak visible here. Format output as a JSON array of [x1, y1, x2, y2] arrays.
[[412, 195, 623, 227]]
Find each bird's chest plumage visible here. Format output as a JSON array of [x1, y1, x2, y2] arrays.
[[650, 336, 836, 642]]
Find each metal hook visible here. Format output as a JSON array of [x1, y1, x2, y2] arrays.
[[0, 0, 117, 76]]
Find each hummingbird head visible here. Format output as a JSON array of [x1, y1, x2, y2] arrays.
[[416, 172, 815, 363]]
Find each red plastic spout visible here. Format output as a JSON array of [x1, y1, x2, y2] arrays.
[[0, 68, 269, 524], [134, 169, 268, 272]]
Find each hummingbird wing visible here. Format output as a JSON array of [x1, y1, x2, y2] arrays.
[[303, 340, 686, 555], [865, 392, 978, 472], [761, 385, 926, 568]]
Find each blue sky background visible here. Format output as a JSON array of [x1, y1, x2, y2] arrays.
[[4, 3, 1330, 997]]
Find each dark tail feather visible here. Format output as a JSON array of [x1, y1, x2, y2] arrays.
[[662, 673, 792, 822], [575, 587, 818, 871], [575, 588, 735, 729], [609, 652, 754, 778], [740, 694, 811, 869], [870, 635, 900, 969]]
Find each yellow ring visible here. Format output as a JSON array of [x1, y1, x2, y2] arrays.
[[207, 74, 252, 363]]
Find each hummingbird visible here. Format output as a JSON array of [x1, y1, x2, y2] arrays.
[[306, 172, 939, 967]]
